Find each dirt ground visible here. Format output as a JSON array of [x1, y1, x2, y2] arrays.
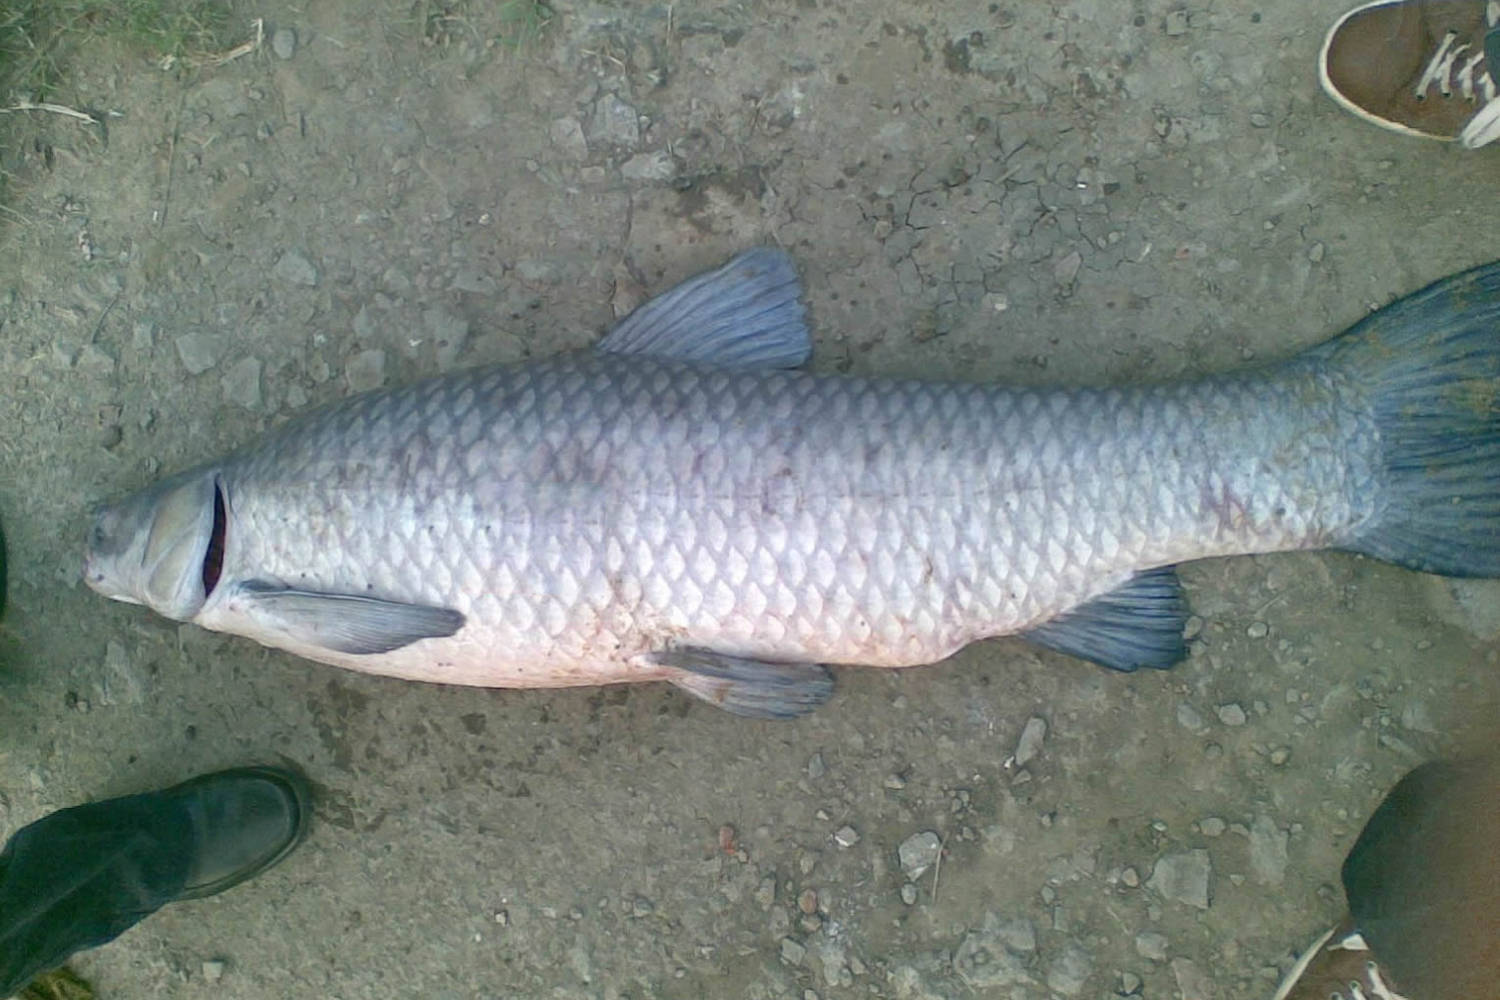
[[2, 0, 1499, 997]]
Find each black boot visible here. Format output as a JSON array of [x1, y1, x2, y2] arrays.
[[0, 766, 311, 995]]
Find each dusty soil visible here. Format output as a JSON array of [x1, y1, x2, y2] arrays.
[[2, 1, 1499, 997]]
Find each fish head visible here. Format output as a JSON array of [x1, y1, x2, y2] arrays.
[[84, 468, 222, 622]]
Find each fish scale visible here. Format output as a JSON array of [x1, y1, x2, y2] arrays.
[[83, 250, 1500, 717], [216, 352, 1366, 673]]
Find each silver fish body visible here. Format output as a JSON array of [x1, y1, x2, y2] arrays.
[[84, 251, 1500, 716]]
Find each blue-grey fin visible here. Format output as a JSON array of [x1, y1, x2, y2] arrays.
[[1022, 567, 1189, 672], [236, 581, 465, 655], [653, 648, 834, 719], [597, 248, 812, 369]]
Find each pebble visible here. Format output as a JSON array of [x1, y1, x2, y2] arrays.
[[755, 877, 776, 908], [620, 151, 677, 182], [588, 94, 640, 150], [272, 26, 297, 59], [1172, 957, 1213, 999], [1248, 814, 1288, 886], [132, 320, 156, 354], [345, 349, 387, 393], [807, 753, 826, 779], [1269, 746, 1292, 766], [884, 772, 907, 790], [1135, 931, 1169, 961], [1148, 849, 1211, 909], [548, 117, 589, 161], [1013, 715, 1047, 766], [1216, 703, 1247, 726], [1176, 702, 1206, 732], [798, 888, 818, 914], [1119, 970, 1143, 994], [1052, 250, 1082, 285], [1046, 944, 1093, 997], [175, 330, 225, 375], [900, 883, 918, 905], [1199, 816, 1226, 837], [953, 916, 1036, 989], [1164, 8, 1190, 34], [1120, 865, 1140, 887], [274, 250, 319, 287], [201, 960, 225, 983], [77, 343, 116, 376], [221, 357, 262, 410], [1246, 620, 1269, 639], [833, 825, 859, 848], [898, 831, 942, 879], [780, 937, 807, 966], [1308, 241, 1326, 263]]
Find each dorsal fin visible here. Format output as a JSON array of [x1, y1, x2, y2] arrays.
[[597, 248, 812, 369]]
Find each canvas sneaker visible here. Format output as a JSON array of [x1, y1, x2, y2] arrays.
[[1272, 918, 1411, 1000], [1320, 0, 1500, 147]]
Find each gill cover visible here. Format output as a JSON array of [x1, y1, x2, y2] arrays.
[[84, 468, 222, 621]]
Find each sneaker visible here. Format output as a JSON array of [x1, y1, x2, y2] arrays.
[[1272, 917, 1411, 1000], [1319, 0, 1500, 147]]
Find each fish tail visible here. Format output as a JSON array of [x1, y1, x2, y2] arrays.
[[1315, 260, 1500, 577]]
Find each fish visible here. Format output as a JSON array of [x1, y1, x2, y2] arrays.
[[83, 249, 1500, 718]]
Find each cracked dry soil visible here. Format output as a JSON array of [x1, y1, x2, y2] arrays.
[[2, 1, 1499, 998]]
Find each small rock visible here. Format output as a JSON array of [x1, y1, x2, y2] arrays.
[[900, 883, 918, 905], [271, 26, 297, 59], [424, 306, 470, 371], [1247, 620, 1270, 639], [1248, 814, 1289, 886], [1164, 8, 1189, 35], [1199, 817, 1227, 837], [274, 249, 319, 286], [620, 150, 677, 182], [630, 895, 654, 917], [1053, 249, 1082, 285], [884, 772, 907, 790], [1249, 111, 1272, 128], [1400, 701, 1439, 735], [132, 320, 156, 353], [77, 343, 116, 376], [1177, 702, 1206, 732], [954, 916, 1036, 989], [548, 117, 589, 161], [898, 831, 942, 879], [807, 752, 826, 779], [588, 94, 640, 150], [1270, 746, 1292, 766], [1013, 715, 1047, 766], [833, 825, 859, 848], [798, 888, 818, 914], [780, 937, 807, 966], [1134, 931, 1169, 962], [1148, 849, 1211, 909], [175, 330, 225, 375], [1046, 944, 1093, 997], [100, 639, 146, 706], [221, 357, 262, 410], [345, 349, 386, 393], [755, 876, 776, 908], [1216, 703, 1247, 727], [1171, 957, 1213, 1000], [201, 960, 225, 983], [1119, 970, 1143, 994], [1308, 241, 1326, 263], [1120, 865, 1140, 887]]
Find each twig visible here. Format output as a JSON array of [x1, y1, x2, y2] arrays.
[[1, 101, 98, 125], [929, 833, 949, 904], [159, 17, 265, 70]]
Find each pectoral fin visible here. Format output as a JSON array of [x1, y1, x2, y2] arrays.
[[654, 648, 834, 719], [235, 581, 465, 656], [1022, 567, 1190, 672]]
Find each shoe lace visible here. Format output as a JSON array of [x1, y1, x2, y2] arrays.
[[1412, 2, 1500, 146], [1324, 936, 1409, 1000]]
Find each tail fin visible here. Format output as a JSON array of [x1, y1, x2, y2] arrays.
[[1315, 261, 1500, 577]]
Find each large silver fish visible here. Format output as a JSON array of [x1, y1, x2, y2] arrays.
[[84, 250, 1500, 717]]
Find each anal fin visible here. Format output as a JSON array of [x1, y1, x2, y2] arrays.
[[653, 648, 834, 719], [235, 581, 465, 656], [1022, 567, 1190, 672]]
